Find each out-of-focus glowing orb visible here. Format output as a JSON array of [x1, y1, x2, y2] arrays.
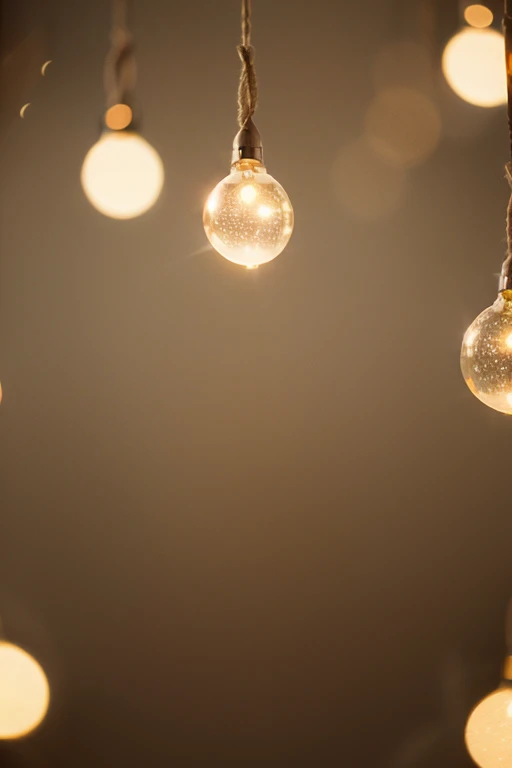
[[0, 642, 50, 739], [105, 104, 133, 131], [465, 687, 512, 767], [442, 27, 507, 107], [332, 137, 407, 221], [464, 4, 493, 28], [373, 41, 433, 95], [365, 87, 442, 168], [81, 131, 164, 219]]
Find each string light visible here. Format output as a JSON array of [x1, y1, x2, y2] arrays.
[[465, 603, 512, 767], [81, 0, 164, 219], [0, 641, 49, 739], [461, 3, 512, 414], [203, 0, 293, 269]]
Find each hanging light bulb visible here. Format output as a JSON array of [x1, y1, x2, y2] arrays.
[[442, 12, 506, 108], [0, 641, 50, 739], [460, 5, 512, 414], [461, 292, 512, 414], [465, 604, 512, 767], [203, 0, 293, 269], [81, 0, 164, 219]]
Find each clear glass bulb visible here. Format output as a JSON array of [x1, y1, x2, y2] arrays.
[[81, 130, 164, 220], [203, 160, 294, 269], [442, 27, 507, 108], [461, 293, 512, 414], [465, 687, 512, 768], [0, 642, 50, 739]]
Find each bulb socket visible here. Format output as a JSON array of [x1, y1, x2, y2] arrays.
[[231, 118, 264, 166]]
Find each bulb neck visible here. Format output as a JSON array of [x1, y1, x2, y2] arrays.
[[231, 118, 264, 166]]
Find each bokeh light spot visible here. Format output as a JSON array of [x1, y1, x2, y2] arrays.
[[0, 642, 50, 740], [332, 137, 407, 221], [464, 4, 494, 28], [442, 27, 507, 107], [364, 87, 442, 168], [105, 104, 133, 131], [373, 41, 433, 95]]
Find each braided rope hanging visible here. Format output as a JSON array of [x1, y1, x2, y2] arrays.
[[104, 0, 137, 108], [237, 0, 258, 128]]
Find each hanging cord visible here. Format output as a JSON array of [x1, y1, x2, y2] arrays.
[[501, 0, 512, 290], [237, 0, 258, 128], [104, 0, 137, 108]]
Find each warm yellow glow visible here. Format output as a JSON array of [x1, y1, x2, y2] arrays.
[[464, 4, 493, 28], [41, 60, 52, 76], [81, 131, 164, 219], [0, 642, 49, 739], [203, 161, 294, 268], [240, 184, 257, 204], [466, 687, 512, 767], [207, 194, 218, 213], [105, 104, 133, 131], [442, 27, 507, 107], [20, 103, 30, 119], [461, 295, 512, 414]]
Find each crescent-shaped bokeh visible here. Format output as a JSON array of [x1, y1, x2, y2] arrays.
[[41, 60, 52, 76]]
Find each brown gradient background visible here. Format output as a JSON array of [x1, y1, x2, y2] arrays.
[[0, 0, 511, 766]]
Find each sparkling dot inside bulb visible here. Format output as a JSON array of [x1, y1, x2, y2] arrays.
[[461, 294, 512, 414], [466, 687, 512, 768], [203, 161, 294, 268]]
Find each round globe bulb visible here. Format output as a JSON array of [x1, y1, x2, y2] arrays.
[[203, 160, 294, 268], [442, 27, 507, 107], [81, 131, 164, 219], [460, 293, 512, 414], [0, 642, 50, 739], [465, 687, 512, 767]]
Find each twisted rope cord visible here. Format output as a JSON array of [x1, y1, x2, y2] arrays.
[[104, 0, 136, 108], [502, 2, 512, 286], [237, 0, 258, 128]]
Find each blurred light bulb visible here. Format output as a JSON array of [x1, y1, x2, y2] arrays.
[[442, 27, 507, 107], [81, 130, 164, 219], [460, 293, 512, 414], [0, 642, 49, 739], [465, 687, 512, 767], [203, 160, 294, 269]]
